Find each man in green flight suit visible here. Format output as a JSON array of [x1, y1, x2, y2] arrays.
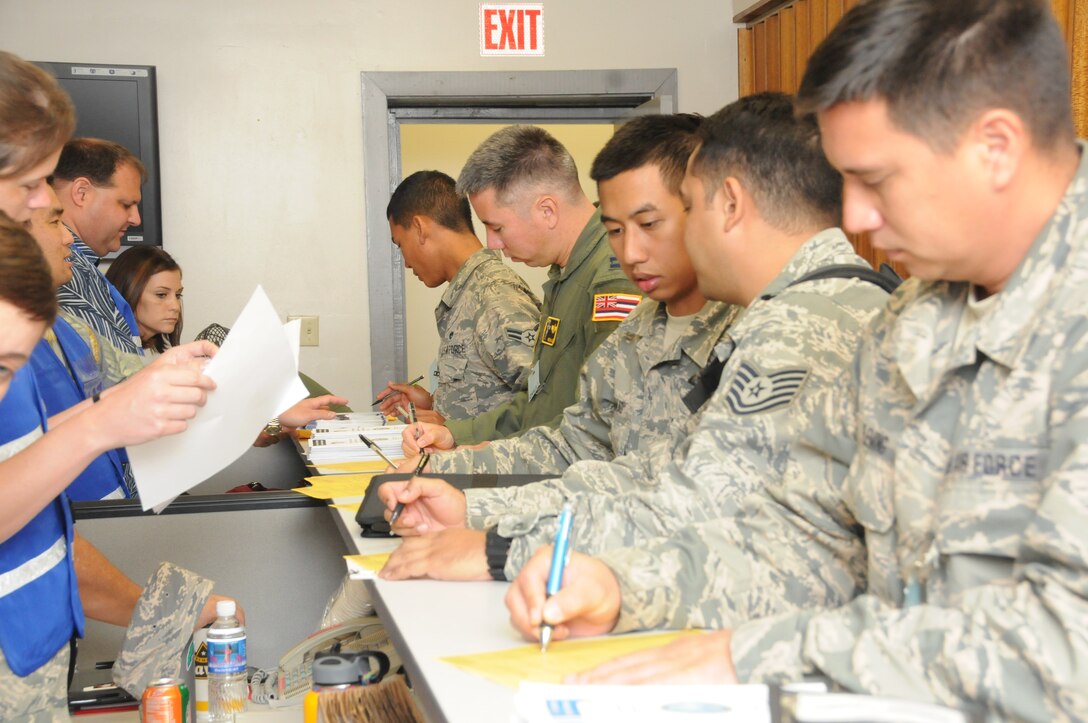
[[421, 125, 641, 444]]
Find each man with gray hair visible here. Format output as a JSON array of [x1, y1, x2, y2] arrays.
[[416, 126, 640, 444], [51, 137, 146, 355]]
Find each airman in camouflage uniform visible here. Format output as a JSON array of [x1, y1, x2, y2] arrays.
[[430, 248, 540, 419], [428, 298, 739, 476], [382, 171, 540, 422], [481, 229, 890, 577]]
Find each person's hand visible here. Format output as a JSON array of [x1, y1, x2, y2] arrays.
[[569, 630, 738, 685], [416, 409, 445, 425], [279, 394, 349, 428], [388, 454, 427, 474], [401, 421, 455, 456], [196, 594, 246, 629], [378, 529, 490, 581], [377, 383, 433, 417], [92, 341, 218, 446], [376, 476, 466, 536], [506, 547, 622, 643]]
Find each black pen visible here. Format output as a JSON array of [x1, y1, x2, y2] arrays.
[[370, 375, 425, 406], [388, 452, 430, 534], [357, 433, 395, 468]]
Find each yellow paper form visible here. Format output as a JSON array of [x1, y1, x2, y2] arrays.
[[311, 460, 395, 475], [440, 630, 702, 689], [344, 553, 393, 579], [294, 473, 376, 499]]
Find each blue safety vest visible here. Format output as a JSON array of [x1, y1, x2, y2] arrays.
[[0, 367, 84, 677], [29, 318, 127, 501]]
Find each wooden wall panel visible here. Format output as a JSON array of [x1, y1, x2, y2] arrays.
[[780, 7, 798, 93], [795, 0, 811, 89], [738, 27, 756, 98], [809, 0, 828, 42], [766, 14, 782, 91], [1073, 0, 1088, 138], [753, 21, 768, 93]]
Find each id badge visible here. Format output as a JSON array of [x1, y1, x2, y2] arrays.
[[527, 362, 541, 400]]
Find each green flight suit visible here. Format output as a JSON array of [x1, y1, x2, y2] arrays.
[[445, 211, 639, 443]]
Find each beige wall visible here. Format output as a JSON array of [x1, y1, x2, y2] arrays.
[[1, 0, 739, 405], [397, 122, 615, 389]]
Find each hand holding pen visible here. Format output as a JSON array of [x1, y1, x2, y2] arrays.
[[388, 452, 430, 534], [541, 503, 575, 652], [374, 375, 432, 417]]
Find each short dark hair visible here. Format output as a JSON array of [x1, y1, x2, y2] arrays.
[[0, 212, 57, 325], [590, 114, 703, 195], [691, 92, 842, 231], [52, 137, 147, 187], [105, 245, 182, 352], [387, 170, 474, 234], [797, 0, 1074, 153], [0, 51, 75, 179], [457, 125, 582, 205]]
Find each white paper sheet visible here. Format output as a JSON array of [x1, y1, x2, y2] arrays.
[[128, 286, 309, 511]]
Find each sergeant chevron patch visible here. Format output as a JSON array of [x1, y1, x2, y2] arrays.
[[725, 362, 809, 415]]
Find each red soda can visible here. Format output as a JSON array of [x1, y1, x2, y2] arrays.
[[142, 677, 183, 722]]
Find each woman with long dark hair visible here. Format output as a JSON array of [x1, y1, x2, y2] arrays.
[[106, 245, 183, 354]]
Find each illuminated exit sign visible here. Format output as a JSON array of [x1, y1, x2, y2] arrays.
[[480, 3, 544, 56]]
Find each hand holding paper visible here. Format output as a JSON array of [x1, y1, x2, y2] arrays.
[[128, 286, 309, 511]]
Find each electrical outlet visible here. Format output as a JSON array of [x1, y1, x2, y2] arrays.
[[288, 315, 320, 346]]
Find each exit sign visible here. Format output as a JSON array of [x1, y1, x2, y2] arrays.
[[480, 3, 545, 56]]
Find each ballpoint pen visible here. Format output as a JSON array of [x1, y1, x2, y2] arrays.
[[388, 452, 430, 534], [370, 375, 425, 406], [541, 502, 574, 653], [357, 433, 395, 468]]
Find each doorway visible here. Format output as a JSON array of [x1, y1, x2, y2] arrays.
[[360, 69, 678, 399]]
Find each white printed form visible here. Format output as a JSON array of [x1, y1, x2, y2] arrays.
[[129, 285, 308, 511]]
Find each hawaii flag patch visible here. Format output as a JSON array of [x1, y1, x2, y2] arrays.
[[592, 293, 641, 322], [725, 361, 809, 415]]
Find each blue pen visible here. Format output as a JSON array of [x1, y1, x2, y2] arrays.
[[540, 502, 574, 653]]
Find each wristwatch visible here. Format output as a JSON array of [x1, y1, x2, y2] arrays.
[[263, 417, 282, 436], [485, 527, 513, 581]]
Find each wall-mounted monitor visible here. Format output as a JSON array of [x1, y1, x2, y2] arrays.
[[34, 61, 162, 250]]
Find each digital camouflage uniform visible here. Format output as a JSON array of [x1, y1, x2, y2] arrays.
[[462, 229, 890, 577], [113, 562, 214, 697], [600, 147, 1088, 722], [428, 299, 739, 476], [444, 211, 640, 443], [430, 249, 540, 419]]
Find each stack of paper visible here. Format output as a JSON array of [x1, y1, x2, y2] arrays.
[[311, 411, 399, 436], [307, 424, 405, 464]]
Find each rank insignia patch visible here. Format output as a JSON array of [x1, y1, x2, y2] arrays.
[[609, 256, 622, 270], [541, 317, 561, 346], [506, 328, 538, 346], [725, 362, 809, 415], [592, 293, 641, 322]]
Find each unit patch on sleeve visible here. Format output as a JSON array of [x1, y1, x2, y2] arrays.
[[592, 293, 642, 322], [725, 361, 809, 415], [506, 327, 538, 346], [540, 317, 561, 346]]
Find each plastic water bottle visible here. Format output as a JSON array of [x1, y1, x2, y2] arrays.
[[206, 600, 247, 721]]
